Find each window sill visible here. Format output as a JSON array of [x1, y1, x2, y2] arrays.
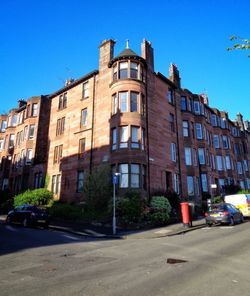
[[80, 96, 89, 101], [57, 107, 67, 112]]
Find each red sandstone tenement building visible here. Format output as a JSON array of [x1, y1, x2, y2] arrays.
[[1, 39, 250, 206]]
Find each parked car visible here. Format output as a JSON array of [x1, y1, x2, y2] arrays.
[[6, 204, 50, 228], [224, 194, 250, 217], [205, 203, 244, 226]]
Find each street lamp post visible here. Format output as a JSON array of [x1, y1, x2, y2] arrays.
[[112, 173, 120, 235]]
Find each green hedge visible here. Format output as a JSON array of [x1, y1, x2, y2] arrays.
[[148, 196, 172, 224], [116, 191, 144, 224], [14, 188, 53, 207]]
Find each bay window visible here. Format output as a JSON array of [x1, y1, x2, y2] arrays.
[[131, 126, 139, 148], [112, 94, 117, 114], [119, 164, 129, 188], [119, 62, 128, 79], [130, 62, 138, 79], [131, 92, 138, 112], [131, 164, 140, 188], [120, 126, 128, 148], [119, 92, 128, 112]]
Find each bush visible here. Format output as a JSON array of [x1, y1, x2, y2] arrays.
[[48, 201, 84, 220], [148, 196, 172, 225], [14, 188, 53, 207], [151, 189, 180, 213], [237, 189, 250, 194], [48, 201, 111, 222], [116, 191, 144, 225]]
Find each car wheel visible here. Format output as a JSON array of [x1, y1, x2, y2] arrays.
[[6, 216, 12, 225], [229, 217, 234, 226], [23, 218, 29, 228], [240, 215, 244, 223]]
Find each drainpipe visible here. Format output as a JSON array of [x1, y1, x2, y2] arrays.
[[89, 75, 96, 173], [174, 90, 183, 198], [145, 67, 151, 200]]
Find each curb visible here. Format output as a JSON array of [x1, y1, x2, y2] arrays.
[[166, 223, 206, 237], [48, 225, 124, 240]]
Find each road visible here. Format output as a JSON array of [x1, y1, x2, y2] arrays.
[[0, 221, 250, 296]]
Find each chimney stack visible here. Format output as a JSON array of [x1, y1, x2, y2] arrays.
[[169, 63, 181, 88], [141, 39, 154, 72]]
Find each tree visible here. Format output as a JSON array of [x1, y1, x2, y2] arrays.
[[83, 165, 112, 212], [227, 36, 250, 57]]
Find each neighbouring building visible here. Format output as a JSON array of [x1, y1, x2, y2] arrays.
[[1, 39, 250, 207], [0, 96, 50, 194]]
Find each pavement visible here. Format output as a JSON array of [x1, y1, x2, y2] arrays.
[[0, 214, 206, 239]]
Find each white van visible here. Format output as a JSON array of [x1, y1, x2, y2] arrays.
[[224, 194, 250, 217]]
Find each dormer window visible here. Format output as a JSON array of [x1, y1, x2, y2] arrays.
[[119, 62, 128, 79]]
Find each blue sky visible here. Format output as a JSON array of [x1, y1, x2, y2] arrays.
[[1, 0, 249, 121]]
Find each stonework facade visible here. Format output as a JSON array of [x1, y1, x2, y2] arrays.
[[1, 39, 250, 206]]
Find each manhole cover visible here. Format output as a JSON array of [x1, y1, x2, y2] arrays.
[[167, 258, 187, 264]]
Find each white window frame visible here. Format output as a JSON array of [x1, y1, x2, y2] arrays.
[[131, 164, 140, 188], [216, 155, 223, 171], [222, 135, 228, 149], [194, 101, 200, 114], [119, 92, 128, 112], [198, 148, 205, 165], [173, 173, 179, 194], [212, 114, 217, 126], [225, 156, 231, 170], [112, 128, 117, 151], [214, 135, 220, 148], [244, 160, 248, 172], [182, 121, 189, 137], [185, 147, 192, 166], [187, 176, 194, 196], [171, 143, 176, 162], [120, 126, 128, 148], [237, 162, 243, 174], [82, 81, 89, 99], [201, 174, 208, 192], [131, 126, 139, 149], [195, 123, 203, 139]]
